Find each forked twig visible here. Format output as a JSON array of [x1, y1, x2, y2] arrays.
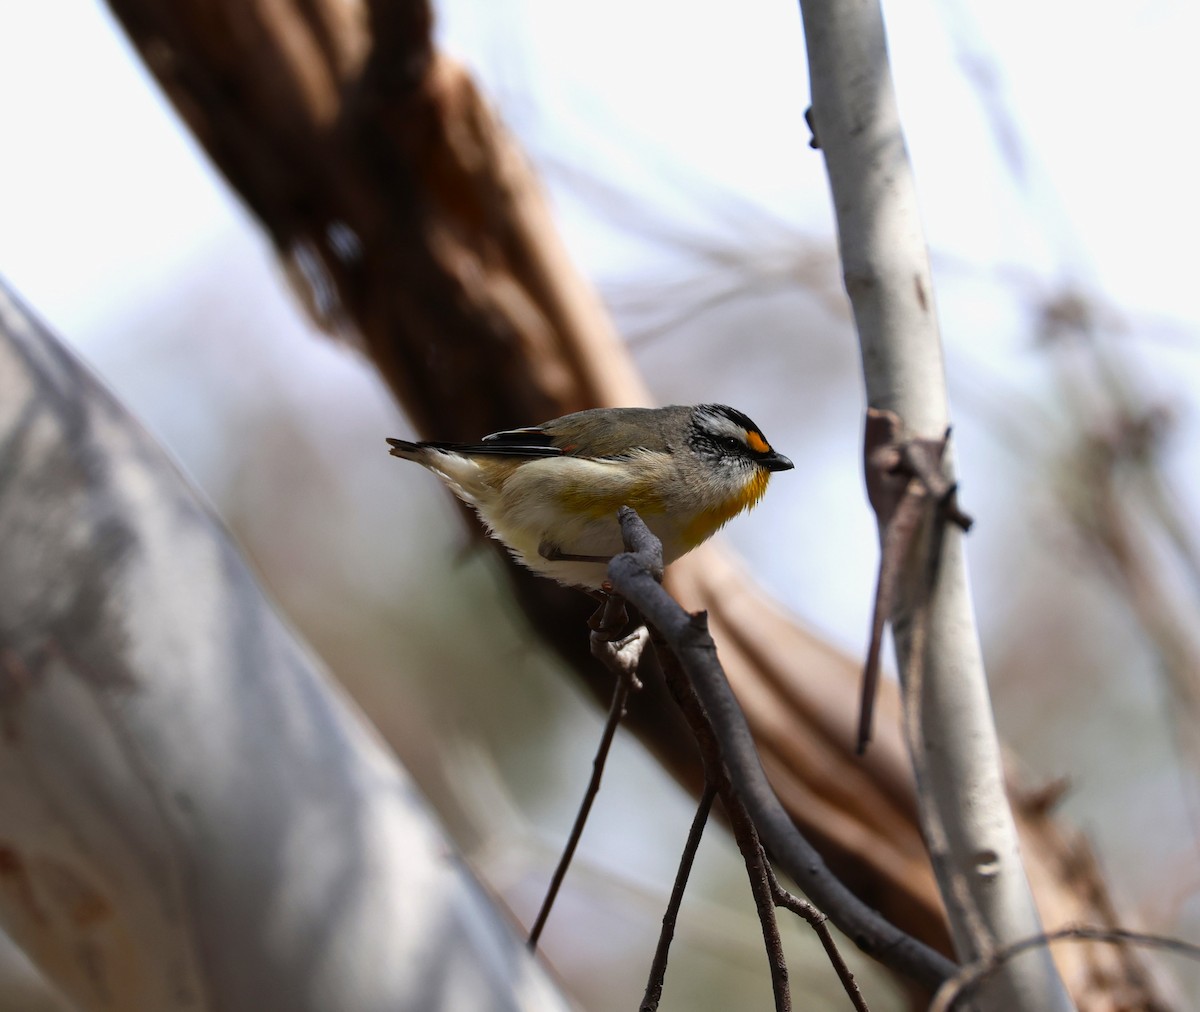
[[770, 877, 869, 1012], [615, 527, 796, 1009], [609, 506, 945, 1003], [645, 643, 794, 1011], [527, 625, 647, 948]]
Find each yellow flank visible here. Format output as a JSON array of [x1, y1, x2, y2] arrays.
[[681, 469, 771, 548], [746, 430, 770, 454], [557, 479, 665, 518], [479, 458, 524, 484]]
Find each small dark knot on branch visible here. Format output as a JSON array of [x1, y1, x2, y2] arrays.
[[857, 408, 973, 754], [864, 408, 973, 533], [804, 106, 821, 149]]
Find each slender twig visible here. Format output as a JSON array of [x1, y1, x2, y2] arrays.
[[654, 635, 861, 1011], [770, 878, 870, 1012], [608, 508, 956, 991], [929, 926, 1200, 1012], [639, 782, 717, 1012], [729, 811, 792, 1011], [665, 653, 868, 1011], [527, 626, 647, 948], [641, 640, 794, 1010]]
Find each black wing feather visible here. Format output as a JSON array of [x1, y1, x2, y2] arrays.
[[386, 435, 562, 458]]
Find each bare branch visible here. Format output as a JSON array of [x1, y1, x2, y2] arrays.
[[528, 626, 646, 948], [639, 783, 717, 1012], [771, 880, 870, 1012], [795, 0, 1073, 1006]]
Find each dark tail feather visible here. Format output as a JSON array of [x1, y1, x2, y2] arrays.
[[385, 437, 423, 460]]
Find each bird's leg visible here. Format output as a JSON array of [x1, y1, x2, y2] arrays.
[[538, 539, 612, 565], [587, 591, 628, 641]]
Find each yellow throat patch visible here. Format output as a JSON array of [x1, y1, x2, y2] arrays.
[[682, 469, 771, 549]]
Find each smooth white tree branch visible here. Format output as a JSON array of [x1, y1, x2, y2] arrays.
[[794, 2, 1074, 1009], [0, 281, 569, 1012]]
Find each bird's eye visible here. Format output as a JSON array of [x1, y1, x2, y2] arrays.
[[721, 435, 743, 452]]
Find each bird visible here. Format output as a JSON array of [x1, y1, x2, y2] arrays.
[[386, 404, 793, 591]]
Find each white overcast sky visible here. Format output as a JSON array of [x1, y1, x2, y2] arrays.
[[2, 0, 1198, 333]]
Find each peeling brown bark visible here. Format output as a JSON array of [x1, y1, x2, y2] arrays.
[[99, 1, 1175, 1005]]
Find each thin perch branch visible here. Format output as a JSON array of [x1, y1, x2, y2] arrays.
[[608, 508, 956, 991]]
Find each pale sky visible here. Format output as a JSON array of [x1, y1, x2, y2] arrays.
[[3, 0, 1198, 331]]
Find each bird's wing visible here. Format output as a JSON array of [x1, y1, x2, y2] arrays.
[[499, 406, 686, 459], [394, 406, 686, 460], [477, 427, 562, 455]]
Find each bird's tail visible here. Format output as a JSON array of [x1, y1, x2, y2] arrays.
[[386, 437, 425, 461], [385, 436, 493, 507]]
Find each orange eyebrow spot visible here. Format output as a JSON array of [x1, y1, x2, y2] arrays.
[[746, 430, 770, 454]]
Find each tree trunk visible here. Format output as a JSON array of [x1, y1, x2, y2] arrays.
[[0, 283, 570, 1012]]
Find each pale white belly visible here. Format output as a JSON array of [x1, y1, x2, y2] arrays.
[[474, 502, 687, 590]]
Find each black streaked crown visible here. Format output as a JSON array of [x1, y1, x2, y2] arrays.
[[688, 404, 765, 460]]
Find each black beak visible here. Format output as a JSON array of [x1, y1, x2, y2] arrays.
[[761, 451, 794, 472]]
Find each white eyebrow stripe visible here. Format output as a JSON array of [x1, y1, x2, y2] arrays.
[[696, 411, 749, 442]]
